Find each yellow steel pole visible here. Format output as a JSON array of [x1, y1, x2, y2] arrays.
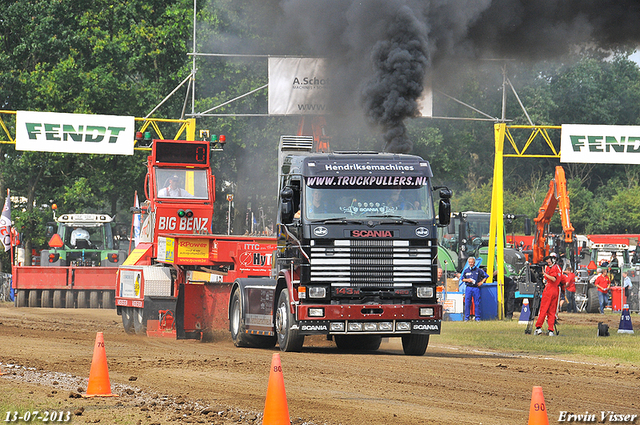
[[186, 118, 196, 141], [488, 123, 506, 320]]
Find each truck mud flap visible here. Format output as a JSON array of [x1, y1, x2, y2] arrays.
[[175, 283, 187, 339]]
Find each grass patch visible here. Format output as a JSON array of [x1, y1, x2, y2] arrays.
[[435, 316, 639, 364]]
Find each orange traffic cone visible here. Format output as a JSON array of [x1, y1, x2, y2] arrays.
[[82, 332, 118, 397], [528, 386, 549, 425], [262, 353, 290, 425]]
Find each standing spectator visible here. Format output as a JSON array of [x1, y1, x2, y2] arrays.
[[594, 268, 611, 314], [534, 255, 562, 336], [461, 257, 488, 322], [622, 271, 633, 303], [565, 267, 577, 313]]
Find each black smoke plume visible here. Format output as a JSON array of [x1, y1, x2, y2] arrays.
[[276, 0, 640, 153], [360, 6, 429, 153]]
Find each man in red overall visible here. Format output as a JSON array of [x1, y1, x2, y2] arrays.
[[534, 255, 562, 336]]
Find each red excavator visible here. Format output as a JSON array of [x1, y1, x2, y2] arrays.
[[532, 166, 575, 266]]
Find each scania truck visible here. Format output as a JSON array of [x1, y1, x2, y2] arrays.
[[229, 136, 451, 355]]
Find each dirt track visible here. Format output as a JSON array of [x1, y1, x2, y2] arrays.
[[1, 304, 639, 425]]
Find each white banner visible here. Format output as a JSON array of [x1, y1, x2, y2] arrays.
[[269, 57, 330, 115], [268, 57, 432, 117], [16, 111, 135, 155], [561, 124, 640, 164]]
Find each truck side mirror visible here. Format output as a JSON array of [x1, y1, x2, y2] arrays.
[[436, 188, 451, 226], [524, 218, 532, 236], [280, 187, 294, 224]]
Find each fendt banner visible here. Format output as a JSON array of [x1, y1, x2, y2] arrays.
[[16, 111, 135, 155], [268, 57, 432, 116], [561, 124, 640, 164]]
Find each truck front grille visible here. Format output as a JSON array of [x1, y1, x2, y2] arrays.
[[309, 239, 435, 287]]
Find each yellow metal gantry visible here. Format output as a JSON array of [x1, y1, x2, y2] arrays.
[[488, 123, 561, 319]]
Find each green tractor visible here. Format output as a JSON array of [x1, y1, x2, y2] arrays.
[[438, 211, 527, 281], [41, 213, 126, 267]]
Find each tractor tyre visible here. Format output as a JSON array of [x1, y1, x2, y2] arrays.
[[102, 291, 114, 309], [16, 290, 27, 307], [89, 291, 99, 309], [586, 287, 600, 314], [65, 291, 75, 308], [77, 291, 88, 309], [41, 290, 52, 308], [28, 290, 39, 308], [52, 290, 64, 308]]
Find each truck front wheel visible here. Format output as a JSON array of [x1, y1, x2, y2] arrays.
[[402, 334, 429, 356], [275, 288, 304, 352]]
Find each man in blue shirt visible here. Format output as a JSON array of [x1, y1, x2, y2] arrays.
[[461, 257, 488, 321]]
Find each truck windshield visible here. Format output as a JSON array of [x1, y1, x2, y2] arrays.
[[60, 223, 114, 250], [156, 168, 209, 199], [304, 185, 433, 220]]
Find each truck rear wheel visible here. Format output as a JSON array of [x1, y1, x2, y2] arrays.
[[586, 287, 599, 313], [16, 290, 27, 307], [41, 290, 52, 308], [122, 307, 135, 334], [52, 290, 63, 308], [102, 291, 113, 309], [65, 291, 75, 308], [133, 308, 146, 335], [89, 291, 100, 309], [77, 291, 88, 308], [334, 335, 382, 351], [28, 290, 39, 307], [275, 288, 304, 352], [230, 290, 276, 348], [402, 334, 429, 356]]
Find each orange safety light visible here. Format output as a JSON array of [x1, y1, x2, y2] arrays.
[[48, 233, 64, 248]]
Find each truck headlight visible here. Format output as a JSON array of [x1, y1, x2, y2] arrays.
[[417, 286, 434, 298], [330, 322, 345, 332], [396, 322, 411, 331], [420, 307, 434, 317], [348, 322, 363, 332], [308, 308, 324, 317], [308, 286, 327, 298]]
